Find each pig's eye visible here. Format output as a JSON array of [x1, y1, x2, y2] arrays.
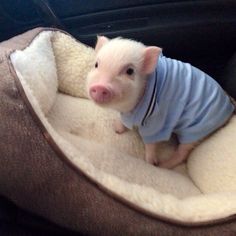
[[126, 68, 134, 76], [95, 62, 98, 68]]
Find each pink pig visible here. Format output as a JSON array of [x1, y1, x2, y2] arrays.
[[86, 36, 235, 169]]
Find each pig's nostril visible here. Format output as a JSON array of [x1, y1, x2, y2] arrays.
[[91, 88, 97, 94], [102, 91, 108, 96]]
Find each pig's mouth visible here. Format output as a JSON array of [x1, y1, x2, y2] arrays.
[[92, 96, 112, 104]]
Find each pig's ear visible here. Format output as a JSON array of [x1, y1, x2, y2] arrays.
[[95, 36, 110, 52], [142, 46, 162, 74]]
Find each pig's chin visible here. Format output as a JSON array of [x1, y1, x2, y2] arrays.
[[90, 96, 128, 112], [90, 96, 114, 108], [91, 97, 111, 105], [107, 98, 138, 113]]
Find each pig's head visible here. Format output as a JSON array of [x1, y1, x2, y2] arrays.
[[86, 36, 162, 113]]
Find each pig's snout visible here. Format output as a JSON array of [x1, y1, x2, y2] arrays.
[[89, 85, 114, 104]]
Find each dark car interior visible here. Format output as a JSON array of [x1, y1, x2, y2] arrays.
[[0, 0, 236, 235]]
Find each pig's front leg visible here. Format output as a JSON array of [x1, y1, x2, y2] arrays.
[[159, 142, 198, 169], [113, 119, 128, 134], [145, 142, 160, 166]]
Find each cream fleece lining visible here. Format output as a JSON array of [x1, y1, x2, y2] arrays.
[[10, 30, 236, 223]]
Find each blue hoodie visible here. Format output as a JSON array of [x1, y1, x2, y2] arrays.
[[121, 55, 234, 144]]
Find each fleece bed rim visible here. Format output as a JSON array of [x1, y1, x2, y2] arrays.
[[7, 27, 236, 227]]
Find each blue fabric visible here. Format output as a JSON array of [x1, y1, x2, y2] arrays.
[[121, 55, 235, 144]]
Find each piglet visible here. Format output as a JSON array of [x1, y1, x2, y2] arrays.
[[86, 36, 235, 169]]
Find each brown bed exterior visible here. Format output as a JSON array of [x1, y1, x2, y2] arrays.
[[0, 28, 236, 236]]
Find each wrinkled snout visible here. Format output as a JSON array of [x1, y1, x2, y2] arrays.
[[89, 85, 114, 104]]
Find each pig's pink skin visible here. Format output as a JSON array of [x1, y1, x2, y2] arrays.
[[86, 36, 161, 113], [87, 36, 199, 169], [89, 85, 114, 104], [87, 65, 140, 112]]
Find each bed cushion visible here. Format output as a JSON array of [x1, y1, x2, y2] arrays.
[[0, 28, 235, 235]]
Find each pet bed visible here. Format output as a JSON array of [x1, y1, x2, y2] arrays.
[[0, 28, 236, 235]]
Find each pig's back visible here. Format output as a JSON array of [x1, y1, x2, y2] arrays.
[[157, 55, 235, 143]]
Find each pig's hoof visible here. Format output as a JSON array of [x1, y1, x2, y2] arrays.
[[159, 160, 176, 169], [145, 156, 159, 166], [159, 162, 173, 169], [115, 127, 126, 134], [113, 120, 127, 134]]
